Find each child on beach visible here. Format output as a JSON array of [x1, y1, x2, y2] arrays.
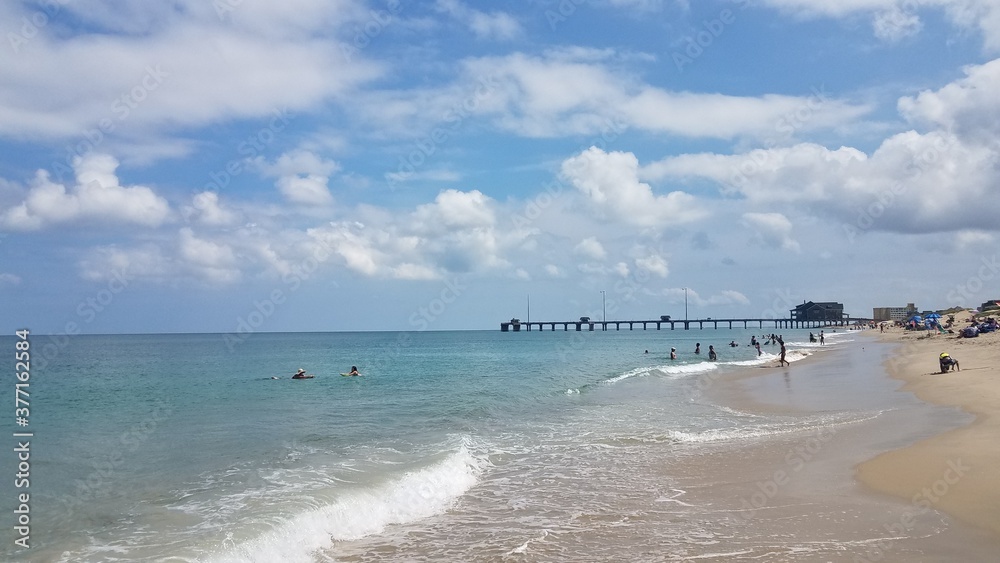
[[939, 353, 959, 373]]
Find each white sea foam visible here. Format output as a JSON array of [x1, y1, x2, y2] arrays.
[[667, 411, 883, 445], [206, 441, 487, 563]]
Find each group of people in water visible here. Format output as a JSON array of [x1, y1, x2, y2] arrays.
[[651, 333, 790, 366], [290, 366, 360, 379]]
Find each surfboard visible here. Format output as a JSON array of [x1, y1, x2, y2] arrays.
[[340, 373, 361, 377]]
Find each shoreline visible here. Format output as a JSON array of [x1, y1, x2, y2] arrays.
[[688, 327, 1000, 560], [857, 321, 1000, 536]]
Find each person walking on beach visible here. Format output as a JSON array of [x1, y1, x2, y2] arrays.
[[778, 337, 789, 367], [820, 330, 825, 345]]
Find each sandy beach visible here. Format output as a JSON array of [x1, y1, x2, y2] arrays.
[[684, 326, 1000, 561], [858, 316, 1000, 536]]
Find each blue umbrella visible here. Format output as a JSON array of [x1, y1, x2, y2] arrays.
[[925, 313, 942, 320]]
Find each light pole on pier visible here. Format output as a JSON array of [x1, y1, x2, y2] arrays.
[[684, 287, 688, 321], [600, 290, 606, 330]]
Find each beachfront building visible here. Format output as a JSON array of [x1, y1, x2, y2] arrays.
[[872, 303, 918, 322], [790, 301, 846, 322], [979, 299, 1000, 313]]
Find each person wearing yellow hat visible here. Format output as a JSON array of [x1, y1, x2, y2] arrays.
[[939, 352, 960, 373]]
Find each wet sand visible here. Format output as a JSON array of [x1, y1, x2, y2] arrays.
[[858, 320, 1000, 536], [684, 330, 1000, 561]]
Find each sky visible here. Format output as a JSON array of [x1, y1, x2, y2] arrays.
[[1, 0, 999, 335]]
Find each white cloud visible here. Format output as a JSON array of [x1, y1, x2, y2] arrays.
[[256, 149, 338, 206], [873, 6, 923, 42], [0, 273, 21, 286], [435, 0, 524, 40], [184, 191, 240, 227], [0, 1, 381, 144], [545, 264, 563, 277], [413, 189, 496, 230], [359, 51, 869, 141], [657, 286, 750, 307], [899, 57, 1000, 142], [954, 230, 994, 249], [646, 126, 1000, 234], [636, 253, 669, 277], [0, 154, 170, 230], [561, 147, 705, 227], [756, 0, 1000, 51], [742, 212, 801, 252], [575, 237, 607, 260]]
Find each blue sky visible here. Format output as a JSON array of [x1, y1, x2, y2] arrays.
[[2, 0, 999, 334]]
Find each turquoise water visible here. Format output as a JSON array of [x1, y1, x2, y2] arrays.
[[1, 327, 852, 561]]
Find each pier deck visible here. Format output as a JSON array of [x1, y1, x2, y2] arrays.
[[500, 318, 871, 332]]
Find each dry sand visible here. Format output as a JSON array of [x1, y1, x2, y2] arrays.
[[858, 315, 1000, 536]]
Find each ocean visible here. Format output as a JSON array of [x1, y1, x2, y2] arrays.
[[2, 327, 882, 561]]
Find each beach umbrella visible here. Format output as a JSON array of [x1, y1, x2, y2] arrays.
[[925, 313, 941, 320]]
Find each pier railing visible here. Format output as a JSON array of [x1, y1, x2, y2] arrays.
[[500, 318, 871, 332]]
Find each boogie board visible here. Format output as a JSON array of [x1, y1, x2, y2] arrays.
[[340, 373, 361, 377], [291, 375, 315, 379]]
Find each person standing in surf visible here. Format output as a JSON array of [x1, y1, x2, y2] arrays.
[[778, 337, 789, 367]]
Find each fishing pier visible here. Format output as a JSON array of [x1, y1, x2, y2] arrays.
[[500, 317, 870, 332]]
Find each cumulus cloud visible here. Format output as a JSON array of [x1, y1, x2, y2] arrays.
[[646, 127, 1000, 234], [413, 189, 496, 230], [561, 147, 704, 227], [184, 191, 240, 227], [0, 154, 170, 230], [742, 212, 801, 252], [575, 237, 607, 260], [256, 149, 338, 206], [635, 253, 669, 277], [898, 57, 1000, 142]]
